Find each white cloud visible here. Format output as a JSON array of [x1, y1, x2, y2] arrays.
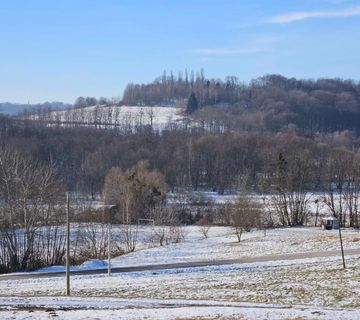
[[266, 6, 360, 24]]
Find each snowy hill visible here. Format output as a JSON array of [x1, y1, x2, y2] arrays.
[[25, 105, 186, 131]]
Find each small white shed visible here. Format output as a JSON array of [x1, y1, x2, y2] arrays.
[[321, 216, 339, 230]]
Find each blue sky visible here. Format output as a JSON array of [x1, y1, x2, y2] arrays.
[[1, 0, 360, 103]]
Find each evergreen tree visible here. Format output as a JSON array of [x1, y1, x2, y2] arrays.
[[186, 92, 198, 114]]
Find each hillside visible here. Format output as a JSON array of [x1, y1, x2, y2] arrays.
[[22, 105, 185, 132], [18, 74, 360, 135], [124, 73, 360, 134], [5, 74, 360, 203]]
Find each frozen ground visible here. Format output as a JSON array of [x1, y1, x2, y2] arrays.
[[2, 226, 360, 319], [111, 226, 360, 267], [1, 296, 360, 319], [37, 226, 360, 271], [2, 255, 360, 319]]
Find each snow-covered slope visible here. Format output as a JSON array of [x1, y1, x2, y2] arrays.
[[29, 105, 186, 131]]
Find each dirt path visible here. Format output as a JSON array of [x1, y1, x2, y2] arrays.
[[1, 247, 359, 281]]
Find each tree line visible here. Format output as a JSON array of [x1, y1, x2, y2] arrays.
[[2, 114, 359, 198], [19, 73, 360, 136], [123, 72, 360, 134]]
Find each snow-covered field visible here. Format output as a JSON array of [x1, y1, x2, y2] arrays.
[[2, 255, 360, 319], [30, 105, 185, 131], [1, 295, 360, 319], [112, 226, 360, 266], [38, 226, 360, 271], [1, 226, 360, 319]]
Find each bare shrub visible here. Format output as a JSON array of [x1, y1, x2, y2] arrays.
[[199, 225, 211, 239], [74, 223, 108, 260], [72, 222, 125, 263], [169, 225, 186, 244], [266, 153, 311, 226], [198, 213, 213, 239], [0, 147, 64, 272], [121, 224, 138, 252], [150, 206, 185, 246], [232, 194, 262, 242]]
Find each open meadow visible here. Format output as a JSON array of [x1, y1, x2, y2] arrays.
[[2, 226, 360, 319]]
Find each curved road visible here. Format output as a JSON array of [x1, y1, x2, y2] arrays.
[[0, 248, 359, 281]]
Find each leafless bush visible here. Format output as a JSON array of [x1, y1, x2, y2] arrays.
[[266, 153, 311, 226], [232, 194, 263, 242], [198, 213, 213, 239], [121, 224, 138, 252], [218, 201, 233, 225], [0, 147, 64, 272], [39, 224, 66, 266], [150, 206, 185, 246], [72, 222, 125, 263], [73, 223, 108, 261], [199, 225, 211, 239], [169, 225, 186, 243]]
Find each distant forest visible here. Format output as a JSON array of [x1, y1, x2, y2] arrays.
[[2, 72, 360, 198], [123, 72, 360, 134], [0, 101, 71, 115]]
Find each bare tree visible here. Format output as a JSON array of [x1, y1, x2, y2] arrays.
[[103, 161, 167, 223], [74, 222, 108, 260], [323, 151, 349, 227], [198, 212, 213, 239], [150, 206, 181, 246], [268, 152, 312, 226], [232, 193, 262, 242], [146, 106, 156, 130], [342, 154, 360, 228], [0, 147, 64, 272], [199, 225, 211, 239]]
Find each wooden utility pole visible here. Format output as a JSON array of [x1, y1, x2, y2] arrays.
[[66, 192, 71, 296], [336, 183, 346, 269], [108, 221, 111, 276], [338, 220, 346, 269], [314, 199, 319, 227]]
